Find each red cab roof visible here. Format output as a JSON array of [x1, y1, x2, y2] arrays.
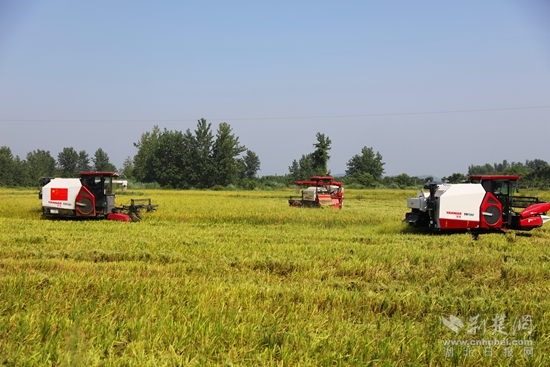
[[469, 175, 520, 181], [294, 175, 342, 187]]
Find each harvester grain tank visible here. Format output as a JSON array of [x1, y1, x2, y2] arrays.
[[289, 176, 344, 209], [404, 175, 550, 233], [40, 172, 157, 221]]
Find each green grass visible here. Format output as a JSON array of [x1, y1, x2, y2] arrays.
[[0, 188, 549, 366]]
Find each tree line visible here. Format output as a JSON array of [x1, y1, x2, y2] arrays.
[[0, 146, 116, 187], [131, 119, 260, 189], [1, 120, 549, 189], [442, 159, 550, 188]]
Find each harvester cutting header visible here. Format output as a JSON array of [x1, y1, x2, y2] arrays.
[[40, 172, 157, 222], [289, 176, 344, 209], [404, 175, 550, 234]]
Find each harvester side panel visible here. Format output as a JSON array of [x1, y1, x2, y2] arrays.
[[436, 184, 485, 229], [41, 178, 82, 211]]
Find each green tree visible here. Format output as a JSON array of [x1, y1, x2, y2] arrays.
[[121, 156, 134, 179], [77, 150, 91, 173], [240, 150, 261, 179], [153, 129, 188, 188], [354, 172, 375, 187], [188, 119, 214, 188], [468, 163, 495, 175], [524, 159, 549, 171], [525, 165, 550, 188], [311, 132, 331, 175], [345, 146, 385, 182], [212, 122, 247, 186], [26, 149, 56, 183], [442, 173, 467, 183], [288, 133, 331, 180], [0, 146, 16, 186], [133, 126, 161, 183], [13, 156, 32, 186], [288, 154, 316, 181], [502, 163, 529, 176], [393, 173, 415, 187], [57, 147, 79, 177], [132, 120, 252, 188], [92, 148, 116, 172]]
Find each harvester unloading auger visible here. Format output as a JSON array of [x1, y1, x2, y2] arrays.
[[39, 172, 158, 222], [289, 176, 344, 209], [404, 175, 550, 234]]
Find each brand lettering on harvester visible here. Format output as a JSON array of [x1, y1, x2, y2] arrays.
[[446, 211, 462, 215], [48, 201, 62, 206]]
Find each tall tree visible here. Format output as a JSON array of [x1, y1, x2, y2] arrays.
[[0, 146, 16, 186], [288, 133, 331, 180], [121, 156, 135, 179], [77, 150, 91, 172], [240, 150, 261, 179], [92, 148, 116, 172], [188, 118, 214, 188], [26, 149, 56, 183], [212, 122, 246, 186], [133, 125, 161, 183], [57, 147, 79, 177], [153, 129, 188, 188], [345, 146, 385, 181], [311, 132, 331, 175]]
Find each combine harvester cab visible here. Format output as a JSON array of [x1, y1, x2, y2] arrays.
[[40, 172, 157, 222], [404, 175, 550, 234], [289, 176, 344, 209]]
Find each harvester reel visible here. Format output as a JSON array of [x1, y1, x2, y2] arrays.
[[482, 205, 501, 225], [76, 197, 94, 215]]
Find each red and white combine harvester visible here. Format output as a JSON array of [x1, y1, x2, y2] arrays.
[[289, 176, 344, 209], [39, 172, 157, 222], [404, 175, 550, 234]]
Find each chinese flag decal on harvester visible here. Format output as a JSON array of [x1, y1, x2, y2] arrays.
[[50, 188, 68, 201]]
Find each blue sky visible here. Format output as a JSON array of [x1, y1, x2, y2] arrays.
[[1, 0, 549, 178]]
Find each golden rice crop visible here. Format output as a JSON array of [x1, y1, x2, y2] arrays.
[[0, 187, 549, 366]]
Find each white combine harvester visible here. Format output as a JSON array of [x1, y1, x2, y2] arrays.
[[40, 172, 157, 222], [404, 175, 550, 234]]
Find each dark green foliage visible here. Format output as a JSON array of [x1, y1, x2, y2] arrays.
[[345, 146, 385, 182], [121, 156, 134, 179], [311, 132, 331, 175], [189, 119, 215, 188], [77, 150, 91, 172], [240, 150, 261, 180], [289, 154, 315, 180], [441, 173, 468, 184], [0, 146, 16, 186], [132, 119, 258, 189], [26, 150, 56, 183], [57, 147, 80, 177], [288, 133, 332, 180], [463, 159, 550, 188], [92, 148, 116, 172], [133, 125, 161, 183], [212, 122, 247, 186]]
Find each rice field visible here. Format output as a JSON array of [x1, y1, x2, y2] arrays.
[[0, 187, 549, 366]]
